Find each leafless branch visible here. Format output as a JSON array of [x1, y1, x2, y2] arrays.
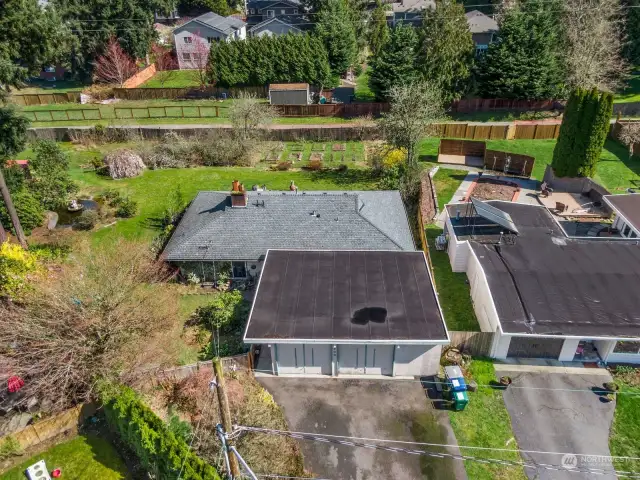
[[93, 37, 139, 88]]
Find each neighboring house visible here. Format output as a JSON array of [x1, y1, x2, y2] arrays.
[[173, 12, 246, 70], [246, 0, 301, 27], [465, 10, 498, 55], [39, 65, 67, 82], [244, 249, 449, 377], [269, 83, 309, 105], [248, 16, 303, 37], [443, 198, 640, 364], [389, 0, 434, 27], [603, 193, 640, 238]]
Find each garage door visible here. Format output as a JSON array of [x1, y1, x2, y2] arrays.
[[304, 345, 332, 375], [507, 337, 564, 359], [366, 345, 394, 375], [338, 345, 365, 374]]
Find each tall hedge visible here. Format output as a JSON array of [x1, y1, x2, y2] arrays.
[[207, 33, 333, 88], [102, 385, 221, 480], [551, 88, 614, 177]]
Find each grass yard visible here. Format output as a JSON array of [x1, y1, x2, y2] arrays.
[[274, 141, 365, 167], [615, 74, 640, 103], [16, 142, 379, 245], [21, 99, 354, 127], [448, 359, 527, 480], [432, 168, 468, 210], [609, 367, 640, 474], [1, 434, 130, 480], [425, 226, 479, 331], [11, 79, 87, 95], [141, 70, 201, 88], [354, 66, 375, 102]]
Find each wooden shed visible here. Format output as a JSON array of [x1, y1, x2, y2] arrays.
[[269, 83, 310, 105]]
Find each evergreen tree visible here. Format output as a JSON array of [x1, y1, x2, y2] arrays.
[[551, 88, 613, 177], [476, 0, 564, 99], [368, 1, 390, 58], [417, 0, 475, 102], [368, 25, 418, 101], [178, 0, 229, 16], [315, 0, 358, 76]]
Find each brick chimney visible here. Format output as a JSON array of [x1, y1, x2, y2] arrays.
[[230, 180, 247, 208]]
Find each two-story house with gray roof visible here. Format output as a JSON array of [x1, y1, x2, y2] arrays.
[[163, 181, 450, 378], [173, 12, 247, 69], [246, 0, 305, 36]]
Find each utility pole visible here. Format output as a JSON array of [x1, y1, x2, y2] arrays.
[[0, 168, 27, 249], [213, 358, 241, 479]]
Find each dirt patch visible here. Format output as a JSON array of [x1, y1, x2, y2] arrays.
[[467, 177, 519, 202]]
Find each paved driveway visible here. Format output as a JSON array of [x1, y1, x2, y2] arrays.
[[258, 377, 467, 480], [501, 370, 617, 480]]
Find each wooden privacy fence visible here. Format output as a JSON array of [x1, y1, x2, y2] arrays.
[[434, 123, 510, 140], [0, 404, 97, 450], [439, 138, 486, 157], [113, 85, 269, 100], [485, 149, 535, 177], [448, 331, 495, 357], [274, 103, 389, 117], [451, 98, 559, 113], [513, 122, 561, 140], [10, 92, 81, 106]]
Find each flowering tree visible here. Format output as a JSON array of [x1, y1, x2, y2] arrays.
[[151, 43, 178, 87], [618, 122, 640, 159], [191, 31, 211, 90], [93, 37, 138, 87]]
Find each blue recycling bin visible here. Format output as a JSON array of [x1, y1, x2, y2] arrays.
[[444, 365, 467, 392]]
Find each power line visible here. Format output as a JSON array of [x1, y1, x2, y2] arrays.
[[249, 368, 640, 396], [234, 425, 640, 478], [234, 424, 640, 462]]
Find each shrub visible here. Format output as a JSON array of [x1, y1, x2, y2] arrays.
[[0, 190, 44, 235], [72, 209, 99, 230], [0, 436, 21, 460], [307, 159, 323, 170], [337, 164, 348, 172], [115, 197, 138, 218], [353, 63, 364, 77], [103, 150, 145, 179], [0, 243, 39, 299], [82, 84, 114, 102], [275, 161, 292, 171], [101, 385, 222, 480]]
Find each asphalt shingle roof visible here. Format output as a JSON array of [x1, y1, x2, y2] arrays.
[[190, 11, 246, 35], [465, 10, 498, 34], [164, 191, 415, 261]]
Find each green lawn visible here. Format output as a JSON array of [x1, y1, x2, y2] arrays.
[[419, 137, 639, 189], [277, 141, 365, 167], [609, 368, 640, 474], [1, 434, 130, 480], [615, 74, 640, 103], [20, 99, 354, 127], [17, 143, 378, 244], [11, 79, 87, 95], [432, 168, 468, 210], [448, 359, 527, 480], [354, 66, 375, 102], [141, 70, 201, 88], [425, 226, 479, 331]]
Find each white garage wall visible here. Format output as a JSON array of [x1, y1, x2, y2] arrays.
[[338, 344, 366, 374], [558, 338, 580, 362], [277, 344, 332, 374], [304, 344, 332, 375], [365, 345, 394, 375], [276, 344, 305, 374], [466, 249, 500, 333], [446, 215, 470, 273], [393, 345, 441, 377], [491, 333, 511, 359]]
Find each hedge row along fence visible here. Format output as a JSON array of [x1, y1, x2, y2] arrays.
[[103, 385, 221, 480]]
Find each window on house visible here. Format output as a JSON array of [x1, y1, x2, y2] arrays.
[[250, 8, 255, 13], [293, 8, 298, 13], [231, 261, 247, 278], [281, 8, 286, 13], [182, 53, 191, 60], [623, 224, 631, 237], [193, 53, 202, 60], [631, 231, 638, 238], [184, 36, 193, 43], [614, 341, 640, 354], [267, 9, 275, 17]]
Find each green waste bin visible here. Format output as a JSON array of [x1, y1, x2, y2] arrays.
[[452, 390, 469, 411]]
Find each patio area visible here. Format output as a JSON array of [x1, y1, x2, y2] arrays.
[[538, 192, 610, 218]]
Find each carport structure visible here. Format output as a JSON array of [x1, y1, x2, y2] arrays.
[[244, 250, 450, 377]]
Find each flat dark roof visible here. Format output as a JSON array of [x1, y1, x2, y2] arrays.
[[466, 202, 640, 337], [604, 194, 640, 231], [244, 250, 448, 343]]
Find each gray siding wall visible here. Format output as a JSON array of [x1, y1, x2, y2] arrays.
[[270, 89, 309, 105], [252, 22, 300, 37], [472, 32, 494, 46], [393, 345, 441, 376]]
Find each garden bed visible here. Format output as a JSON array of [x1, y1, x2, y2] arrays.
[[465, 177, 520, 202]]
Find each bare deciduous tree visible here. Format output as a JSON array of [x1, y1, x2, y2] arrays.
[[562, 0, 628, 92], [380, 81, 447, 165], [191, 31, 211, 90], [228, 92, 278, 139], [618, 122, 640, 158], [0, 240, 178, 411], [151, 43, 178, 88], [93, 37, 139, 88]]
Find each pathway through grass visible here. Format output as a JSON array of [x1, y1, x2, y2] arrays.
[[448, 359, 527, 480]]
